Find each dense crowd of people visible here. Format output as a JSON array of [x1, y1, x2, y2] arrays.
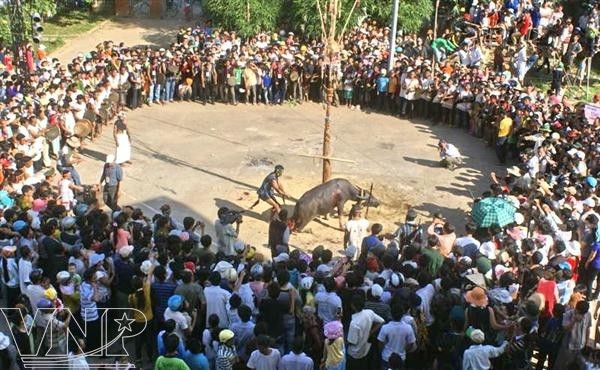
[[0, 0, 600, 369]]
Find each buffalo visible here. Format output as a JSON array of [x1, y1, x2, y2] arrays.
[[291, 178, 380, 231]]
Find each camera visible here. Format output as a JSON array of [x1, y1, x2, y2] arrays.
[[218, 207, 244, 225]]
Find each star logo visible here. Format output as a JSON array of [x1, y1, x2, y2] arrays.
[[114, 313, 135, 332]]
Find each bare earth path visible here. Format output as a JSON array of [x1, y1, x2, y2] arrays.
[[51, 18, 186, 62]]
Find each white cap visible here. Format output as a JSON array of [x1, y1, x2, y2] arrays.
[[273, 253, 290, 263], [514, 212, 525, 225], [470, 329, 485, 344], [371, 283, 383, 297], [583, 198, 596, 208], [105, 154, 115, 163]]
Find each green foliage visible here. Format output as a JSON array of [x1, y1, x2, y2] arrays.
[[289, 0, 364, 39], [288, 0, 434, 38], [397, 0, 435, 34], [203, 0, 283, 37]]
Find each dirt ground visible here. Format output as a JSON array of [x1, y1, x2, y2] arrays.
[[52, 19, 498, 257], [71, 101, 496, 256]]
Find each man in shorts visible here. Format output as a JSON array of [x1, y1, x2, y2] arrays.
[[250, 165, 289, 217]]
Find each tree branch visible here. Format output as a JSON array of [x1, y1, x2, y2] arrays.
[[315, 0, 328, 40], [338, 0, 360, 42]]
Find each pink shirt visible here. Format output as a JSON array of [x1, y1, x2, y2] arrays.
[[111, 228, 130, 250]]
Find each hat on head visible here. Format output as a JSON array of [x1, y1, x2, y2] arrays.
[[300, 276, 314, 290], [470, 329, 485, 344], [44, 287, 57, 300], [273, 253, 289, 263], [219, 329, 235, 343], [345, 245, 357, 258], [465, 286, 488, 307], [89, 252, 105, 266], [168, 295, 183, 311], [37, 298, 54, 309], [459, 256, 473, 266], [1, 245, 16, 255], [586, 176, 598, 188], [12, 220, 28, 232], [234, 240, 246, 254], [105, 154, 115, 163], [371, 283, 383, 297], [506, 166, 521, 177], [119, 245, 134, 259], [56, 271, 70, 282], [61, 216, 76, 229], [404, 278, 419, 287], [323, 320, 344, 340], [583, 198, 596, 208], [141, 260, 153, 275]]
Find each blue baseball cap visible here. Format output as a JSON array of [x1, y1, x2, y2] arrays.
[[586, 176, 598, 188], [168, 295, 183, 312], [12, 220, 28, 232]]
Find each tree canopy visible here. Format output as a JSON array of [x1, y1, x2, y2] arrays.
[[203, 0, 435, 38]]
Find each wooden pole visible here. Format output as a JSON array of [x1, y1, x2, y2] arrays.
[[295, 153, 356, 163], [432, 0, 440, 69]]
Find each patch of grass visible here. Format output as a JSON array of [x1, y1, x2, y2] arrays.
[[527, 69, 600, 101], [43, 10, 108, 53]]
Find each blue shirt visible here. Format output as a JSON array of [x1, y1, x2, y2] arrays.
[[184, 351, 210, 370], [376, 76, 389, 93], [231, 321, 255, 361], [157, 330, 186, 358], [80, 282, 99, 322], [591, 241, 600, 269], [102, 163, 123, 187]]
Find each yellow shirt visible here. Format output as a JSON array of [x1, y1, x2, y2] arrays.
[[129, 281, 153, 322], [498, 117, 513, 137], [324, 337, 345, 366]]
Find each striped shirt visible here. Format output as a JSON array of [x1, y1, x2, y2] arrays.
[[151, 280, 178, 321], [216, 344, 237, 370], [80, 282, 99, 322]]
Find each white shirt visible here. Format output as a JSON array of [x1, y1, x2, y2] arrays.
[[280, 352, 314, 370], [347, 309, 384, 359], [163, 308, 191, 340], [247, 348, 281, 370], [416, 284, 435, 326], [68, 352, 90, 370], [204, 284, 232, 328], [18, 258, 32, 294], [462, 343, 507, 370], [377, 320, 416, 361], [345, 218, 370, 251], [0, 256, 19, 288], [314, 291, 342, 324]]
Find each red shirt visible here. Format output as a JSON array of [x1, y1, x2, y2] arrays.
[[519, 14, 532, 36], [536, 278, 557, 318]]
